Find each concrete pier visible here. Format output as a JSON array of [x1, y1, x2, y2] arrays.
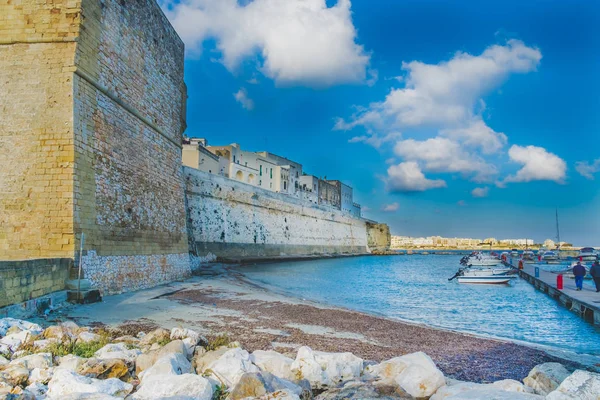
[[513, 261, 600, 327]]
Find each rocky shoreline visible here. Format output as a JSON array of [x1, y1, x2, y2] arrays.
[[0, 317, 598, 399]]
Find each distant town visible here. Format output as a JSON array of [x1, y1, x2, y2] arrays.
[[182, 137, 362, 217], [390, 236, 577, 250]]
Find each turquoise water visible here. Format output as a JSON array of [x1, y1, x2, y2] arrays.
[[236, 255, 600, 355]]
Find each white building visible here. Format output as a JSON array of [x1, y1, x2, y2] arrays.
[[182, 138, 228, 176], [299, 175, 319, 204]]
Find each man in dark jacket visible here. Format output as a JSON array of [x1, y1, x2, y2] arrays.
[[590, 260, 600, 293], [573, 261, 586, 291]]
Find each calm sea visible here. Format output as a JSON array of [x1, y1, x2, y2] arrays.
[[235, 254, 600, 355]]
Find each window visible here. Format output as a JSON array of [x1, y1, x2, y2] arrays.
[[259, 180, 262, 186], [270, 169, 273, 179], [270, 183, 273, 188], [284, 182, 287, 190], [245, 162, 247, 166], [233, 155, 236, 163], [260, 165, 262, 176]]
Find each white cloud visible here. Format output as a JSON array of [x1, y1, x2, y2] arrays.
[[457, 200, 466, 206], [385, 161, 447, 192], [393, 137, 498, 182], [471, 187, 489, 198], [381, 202, 400, 212], [234, 88, 255, 110], [162, 0, 370, 87], [503, 145, 567, 184], [348, 131, 401, 148], [337, 39, 541, 132], [575, 159, 600, 180], [440, 119, 507, 155]]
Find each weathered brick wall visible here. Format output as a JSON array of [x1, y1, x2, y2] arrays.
[[0, 259, 70, 308], [73, 0, 190, 293], [0, 2, 82, 261], [185, 168, 369, 263]]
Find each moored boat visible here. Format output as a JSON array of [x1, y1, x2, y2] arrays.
[[542, 251, 559, 263], [578, 247, 597, 261], [510, 249, 520, 258], [522, 250, 535, 262], [457, 275, 516, 284]]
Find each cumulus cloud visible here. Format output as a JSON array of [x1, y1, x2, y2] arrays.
[[575, 158, 600, 180], [336, 39, 541, 132], [162, 0, 370, 87], [234, 88, 255, 110], [348, 131, 401, 148], [393, 137, 498, 182], [381, 202, 400, 212], [471, 187, 489, 198], [336, 40, 543, 190], [503, 145, 567, 184], [385, 161, 447, 193]]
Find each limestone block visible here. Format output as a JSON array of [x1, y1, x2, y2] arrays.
[[46, 369, 133, 398], [546, 370, 600, 400], [250, 350, 295, 381], [523, 362, 571, 396]]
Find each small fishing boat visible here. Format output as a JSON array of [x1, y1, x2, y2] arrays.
[[457, 275, 515, 284], [510, 249, 520, 258], [522, 250, 536, 262], [461, 252, 502, 266], [578, 247, 597, 262]]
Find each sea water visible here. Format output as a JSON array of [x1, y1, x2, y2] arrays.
[[236, 254, 600, 355]]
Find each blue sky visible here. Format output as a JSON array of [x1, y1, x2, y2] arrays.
[[161, 0, 599, 246]]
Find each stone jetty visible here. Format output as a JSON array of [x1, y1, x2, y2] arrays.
[[0, 318, 598, 399]]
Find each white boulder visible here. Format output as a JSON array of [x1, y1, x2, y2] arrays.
[[25, 382, 48, 399], [170, 327, 204, 345], [523, 362, 571, 395], [290, 346, 363, 389], [251, 350, 295, 381], [206, 347, 260, 388], [138, 353, 192, 382], [546, 370, 600, 400], [10, 353, 53, 370], [93, 343, 141, 362], [366, 352, 444, 398], [132, 373, 213, 400], [46, 369, 133, 399], [0, 355, 8, 366], [57, 355, 86, 372], [492, 379, 532, 393], [432, 381, 542, 400], [28, 367, 55, 385], [0, 318, 43, 337], [0, 329, 34, 352], [77, 332, 102, 344]]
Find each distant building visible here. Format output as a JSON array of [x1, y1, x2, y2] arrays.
[[299, 175, 319, 204], [318, 179, 341, 209], [543, 239, 556, 249], [326, 180, 355, 215], [182, 138, 228, 176]]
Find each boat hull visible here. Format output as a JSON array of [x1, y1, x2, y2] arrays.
[[457, 276, 515, 284]]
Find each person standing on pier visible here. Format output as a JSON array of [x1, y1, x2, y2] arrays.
[[573, 261, 586, 291], [590, 260, 600, 292]]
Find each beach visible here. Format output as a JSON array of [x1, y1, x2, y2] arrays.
[[58, 264, 589, 383]]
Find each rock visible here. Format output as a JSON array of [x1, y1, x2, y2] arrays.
[[131, 373, 213, 400], [138, 353, 192, 382], [4, 386, 36, 400], [230, 372, 303, 400], [46, 369, 133, 398], [112, 336, 139, 346], [431, 382, 544, 400], [10, 353, 53, 370], [546, 370, 600, 400], [43, 325, 75, 342], [0, 330, 35, 352], [491, 379, 531, 393], [57, 355, 86, 372], [28, 367, 54, 385], [76, 359, 129, 380], [138, 329, 170, 347], [316, 380, 412, 399], [33, 339, 58, 351], [0, 357, 8, 366], [251, 350, 295, 381], [523, 362, 571, 396], [135, 340, 187, 375], [205, 347, 260, 388], [25, 382, 48, 399], [290, 346, 363, 389], [5, 326, 23, 337], [76, 332, 101, 344], [93, 343, 140, 362], [193, 346, 230, 374], [366, 352, 444, 399], [57, 394, 122, 400], [0, 364, 30, 386], [0, 319, 43, 338], [181, 338, 196, 358], [170, 327, 205, 346]]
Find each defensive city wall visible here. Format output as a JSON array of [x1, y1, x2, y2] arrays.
[[0, 0, 390, 309]]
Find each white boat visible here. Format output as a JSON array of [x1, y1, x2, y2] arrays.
[[510, 249, 520, 258], [457, 275, 516, 284], [522, 250, 535, 262], [577, 247, 597, 261], [542, 251, 559, 263], [465, 254, 502, 266], [461, 267, 514, 277]]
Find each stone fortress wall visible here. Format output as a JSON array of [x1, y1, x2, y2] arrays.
[[185, 168, 371, 264], [0, 0, 390, 307]]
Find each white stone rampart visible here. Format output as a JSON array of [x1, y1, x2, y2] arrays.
[[184, 167, 369, 262]]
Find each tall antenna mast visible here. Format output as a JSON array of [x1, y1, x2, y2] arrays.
[[555, 208, 561, 249]]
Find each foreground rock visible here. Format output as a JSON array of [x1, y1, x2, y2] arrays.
[[546, 370, 600, 399], [230, 371, 304, 400], [291, 346, 363, 389], [132, 373, 213, 400], [47, 369, 133, 398], [523, 362, 571, 396]]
